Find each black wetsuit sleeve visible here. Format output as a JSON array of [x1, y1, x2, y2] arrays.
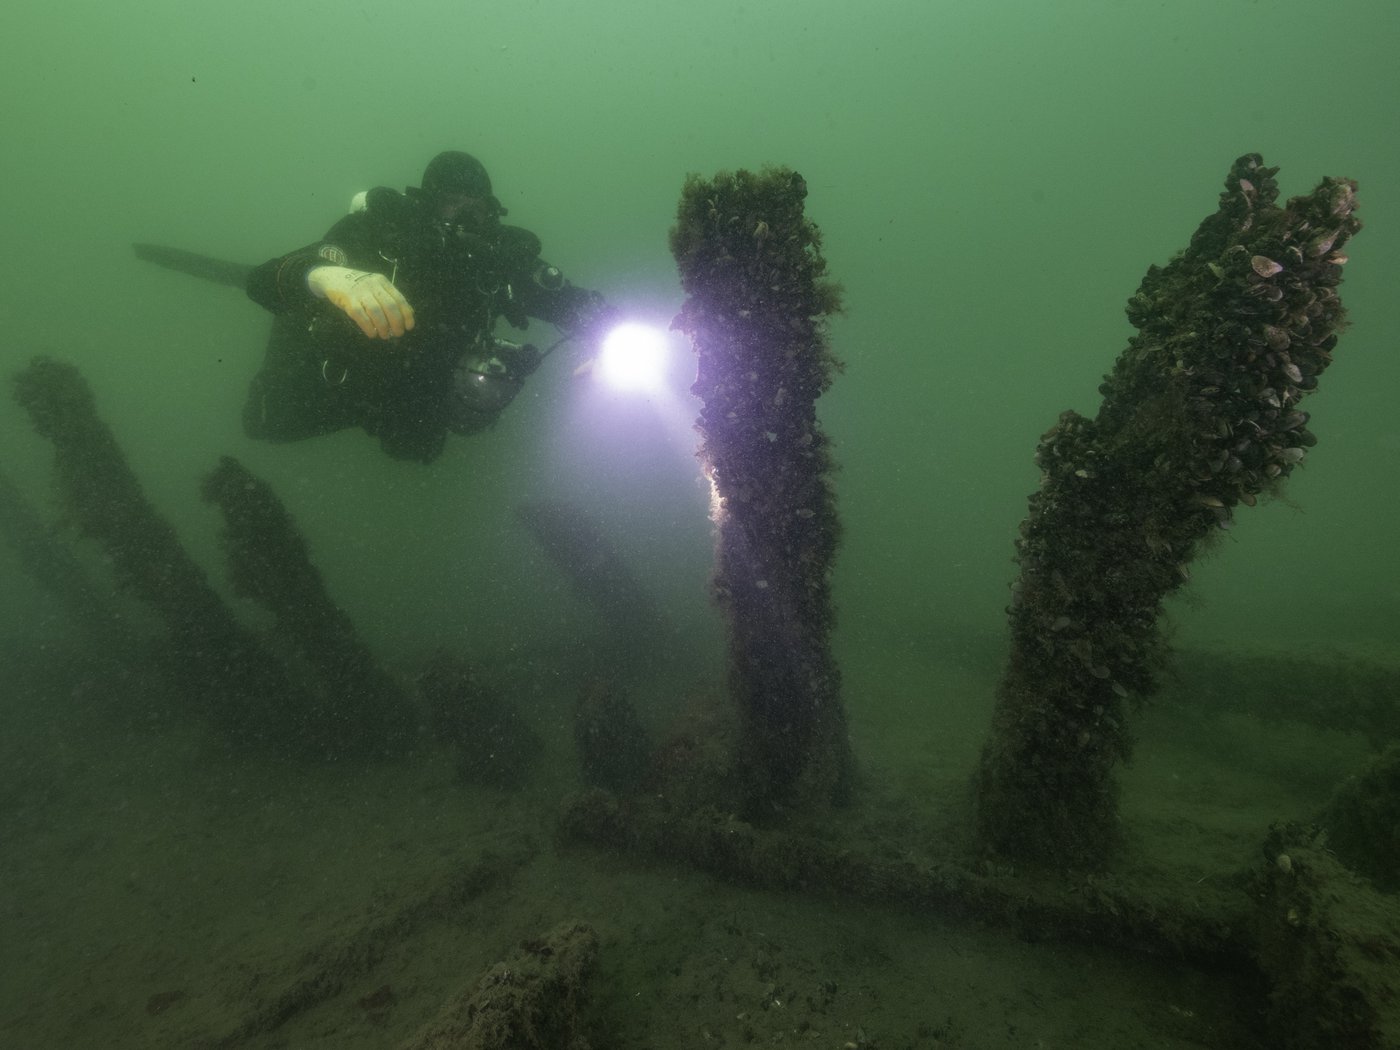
[[245, 212, 377, 314], [245, 246, 324, 313], [521, 268, 609, 333], [489, 225, 609, 335]]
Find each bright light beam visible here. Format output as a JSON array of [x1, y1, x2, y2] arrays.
[[596, 322, 670, 394]]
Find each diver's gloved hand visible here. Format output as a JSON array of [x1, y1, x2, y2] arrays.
[[572, 299, 622, 350], [307, 266, 415, 339]]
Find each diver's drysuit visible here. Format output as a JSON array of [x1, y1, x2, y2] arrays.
[[244, 185, 606, 463]]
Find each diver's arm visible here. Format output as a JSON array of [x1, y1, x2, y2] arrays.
[[246, 210, 413, 338], [245, 212, 377, 315], [245, 245, 330, 313], [514, 258, 613, 336], [491, 225, 612, 337], [247, 245, 414, 339]]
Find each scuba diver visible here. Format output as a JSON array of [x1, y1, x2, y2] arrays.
[[240, 150, 612, 463]]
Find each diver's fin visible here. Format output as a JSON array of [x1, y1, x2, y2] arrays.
[[132, 243, 254, 289]]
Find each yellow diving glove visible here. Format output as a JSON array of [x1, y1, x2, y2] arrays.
[[307, 265, 415, 339]]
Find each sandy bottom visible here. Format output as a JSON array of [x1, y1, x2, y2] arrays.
[[0, 627, 1378, 1050]]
